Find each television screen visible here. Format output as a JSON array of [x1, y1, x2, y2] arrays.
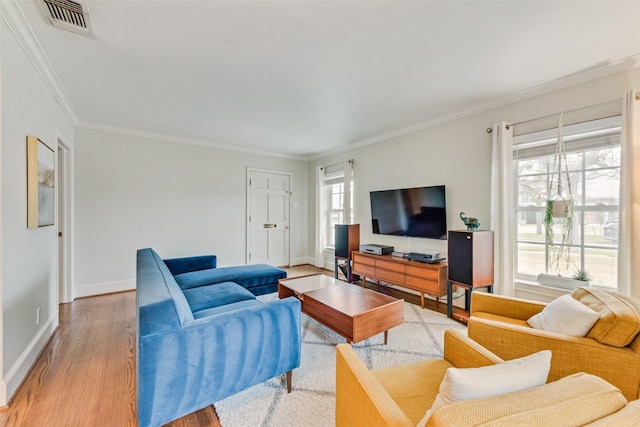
[[370, 185, 447, 240]]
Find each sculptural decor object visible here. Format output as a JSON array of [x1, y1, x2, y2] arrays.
[[460, 212, 480, 231]]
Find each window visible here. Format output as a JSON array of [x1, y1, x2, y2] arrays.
[[322, 167, 353, 248], [514, 116, 621, 289]]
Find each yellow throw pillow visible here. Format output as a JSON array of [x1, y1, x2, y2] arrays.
[[426, 373, 628, 427], [572, 287, 640, 347], [416, 350, 551, 427]]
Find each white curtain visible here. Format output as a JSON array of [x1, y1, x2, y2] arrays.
[[490, 122, 515, 296], [315, 166, 326, 268], [619, 91, 640, 298], [343, 160, 353, 224]]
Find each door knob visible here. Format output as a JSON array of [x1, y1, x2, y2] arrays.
[[264, 224, 277, 228]]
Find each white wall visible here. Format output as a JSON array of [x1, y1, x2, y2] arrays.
[[73, 128, 309, 297], [309, 67, 640, 299], [0, 23, 74, 403]]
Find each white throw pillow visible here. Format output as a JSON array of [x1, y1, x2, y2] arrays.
[[417, 350, 551, 427], [527, 294, 600, 337]]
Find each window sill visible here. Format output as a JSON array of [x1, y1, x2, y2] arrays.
[[514, 279, 570, 302]]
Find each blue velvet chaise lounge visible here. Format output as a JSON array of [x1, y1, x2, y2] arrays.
[[136, 248, 301, 427], [163, 251, 287, 296]]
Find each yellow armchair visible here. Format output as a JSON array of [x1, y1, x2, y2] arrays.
[[335, 329, 503, 426], [336, 329, 640, 426], [468, 291, 640, 401]]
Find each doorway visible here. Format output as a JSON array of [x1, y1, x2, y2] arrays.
[[57, 140, 73, 303], [246, 169, 291, 267]]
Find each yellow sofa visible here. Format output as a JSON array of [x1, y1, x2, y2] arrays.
[[468, 289, 640, 401], [336, 329, 640, 426]]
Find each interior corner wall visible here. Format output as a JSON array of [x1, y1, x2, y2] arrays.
[[0, 24, 74, 403], [73, 128, 309, 298], [308, 67, 640, 298]]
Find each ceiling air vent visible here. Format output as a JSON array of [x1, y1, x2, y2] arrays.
[[38, 0, 93, 37]]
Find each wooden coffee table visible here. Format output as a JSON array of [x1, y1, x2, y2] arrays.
[[278, 274, 404, 344]]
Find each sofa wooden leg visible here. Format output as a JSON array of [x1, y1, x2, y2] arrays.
[[286, 371, 292, 393]]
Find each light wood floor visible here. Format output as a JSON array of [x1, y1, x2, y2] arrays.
[[0, 264, 451, 427], [0, 265, 324, 426]]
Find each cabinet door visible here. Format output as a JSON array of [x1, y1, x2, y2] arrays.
[[448, 231, 473, 285]]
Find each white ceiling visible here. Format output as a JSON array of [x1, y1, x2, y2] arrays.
[[13, 0, 640, 159]]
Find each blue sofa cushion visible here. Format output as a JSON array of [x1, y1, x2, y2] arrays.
[[245, 283, 280, 297], [137, 248, 195, 336], [183, 282, 256, 313], [174, 264, 286, 291], [192, 299, 263, 319], [163, 255, 217, 276]]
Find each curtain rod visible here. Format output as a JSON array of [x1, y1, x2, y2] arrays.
[[485, 95, 638, 133], [321, 159, 354, 170]]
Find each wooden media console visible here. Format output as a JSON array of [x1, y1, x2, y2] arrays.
[[352, 251, 448, 309]]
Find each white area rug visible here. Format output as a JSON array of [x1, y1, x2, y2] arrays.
[[215, 293, 466, 427]]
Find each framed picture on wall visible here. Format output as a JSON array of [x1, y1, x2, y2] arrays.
[[27, 136, 55, 228]]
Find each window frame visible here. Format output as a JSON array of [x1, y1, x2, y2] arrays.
[[513, 116, 621, 289], [322, 168, 353, 249]]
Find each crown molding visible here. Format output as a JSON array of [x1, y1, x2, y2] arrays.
[[0, 0, 306, 161], [0, 0, 79, 125], [310, 53, 640, 161], [3, 0, 638, 162], [75, 121, 309, 161]]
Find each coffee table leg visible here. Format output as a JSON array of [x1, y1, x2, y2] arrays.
[[384, 330, 388, 345]]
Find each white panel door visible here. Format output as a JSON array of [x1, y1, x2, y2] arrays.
[[247, 170, 290, 266]]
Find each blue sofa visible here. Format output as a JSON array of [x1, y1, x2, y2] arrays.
[[136, 248, 301, 427]]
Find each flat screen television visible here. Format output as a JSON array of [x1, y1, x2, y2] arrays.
[[370, 185, 447, 240]]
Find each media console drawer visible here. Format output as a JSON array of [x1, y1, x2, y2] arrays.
[[376, 268, 405, 284], [355, 264, 375, 276], [353, 253, 375, 266], [376, 259, 405, 273], [406, 265, 439, 280], [351, 251, 448, 309], [405, 275, 439, 294]]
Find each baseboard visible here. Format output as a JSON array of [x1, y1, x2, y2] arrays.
[[322, 259, 336, 271], [3, 313, 58, 405], [0, 378, 6, 407], [289, 256, 311, 266], [74, 278, 135, 299]]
